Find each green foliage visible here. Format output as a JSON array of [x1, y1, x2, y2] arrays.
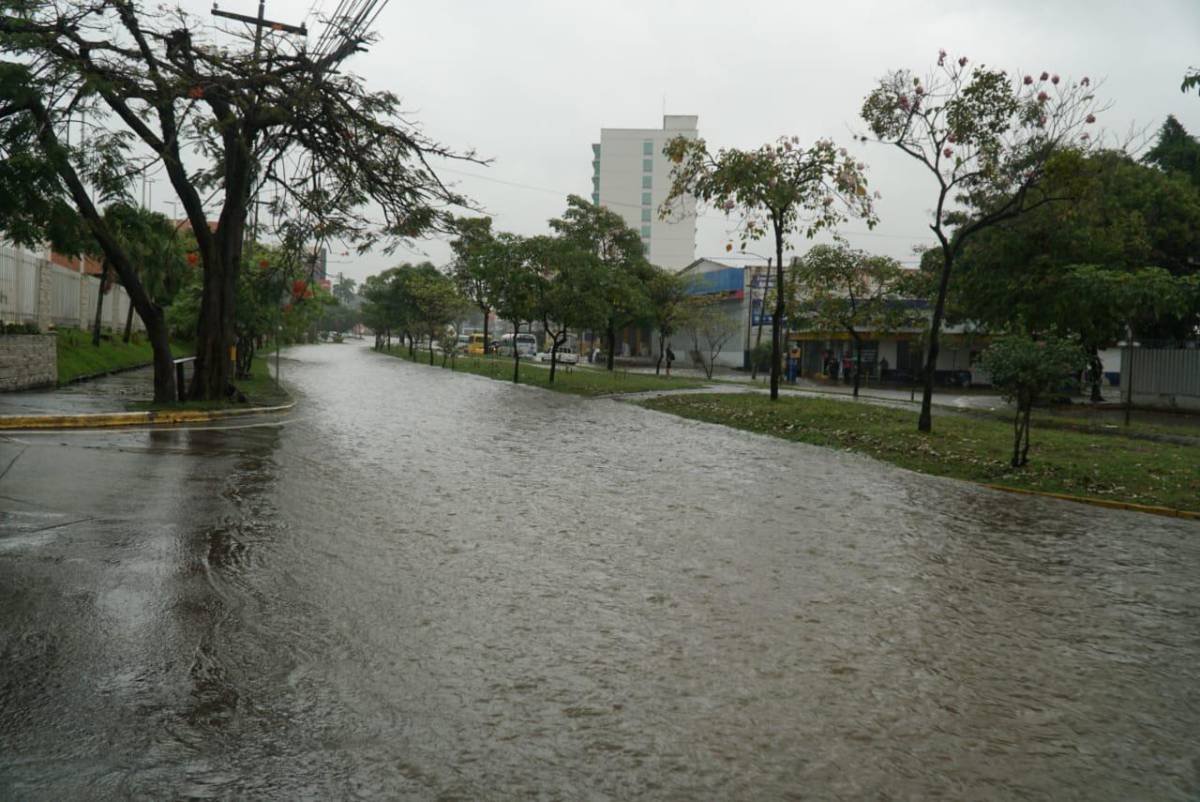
[[980, 334, 1087, 467], [662, 135, 875, 252], [954, 151, 1200, 344], [862, 50, 1105, 431], [2, 321, 39, 335], [981, 335, 1086, 407], [1143, 115, 1200, 188]]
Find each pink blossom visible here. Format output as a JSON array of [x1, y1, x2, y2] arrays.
[[1086, 113, 1096, 123], [722, 200, 736, 211], [1037, 91, 1049, 103], [958, 56, 968, 67], [1037, 116, 1047, 128], [915, 85, 925, 96], [1039, 71, 1049, 81], [947, 133, 957, 143], [1080, 132, 1090, 141], [938, 49, 947, 66], [943, 147, 953, 158], [1023, 75, 1033, 85], [897, 95, 910, 110], [1081, 76, 1090, 86], [1051, 74, 1060, 85]]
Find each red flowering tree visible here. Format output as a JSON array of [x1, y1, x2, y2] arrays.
[[662, 136, 876, 400], [862, 51, 1104, 432]]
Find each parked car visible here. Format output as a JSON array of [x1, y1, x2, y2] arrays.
[[497, 333, 538, 358], [537, 347, 579, 365]]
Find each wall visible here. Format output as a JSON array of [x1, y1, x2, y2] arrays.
[[0, 244, 145, 334], [1121, 347, 1200, 411], [0, 334, 56, 391]]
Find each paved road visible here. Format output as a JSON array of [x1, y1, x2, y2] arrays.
[[2, 344, 1198, 800]]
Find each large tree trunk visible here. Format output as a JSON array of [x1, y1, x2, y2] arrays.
[[512, 325, 521, 383], [918, 248, 956, 433], [1088, 344, 1104, 402], [770, 225, 784, 401], [852, 331, 862, 399], [481, 306, 490, 361], [606, 321, 616, 371], [656, 331, 664, 376], [91, 259, 109, 347], [123, 296, 135, 343], [190, 227, 242, 400], [30, 100, 175, 402]]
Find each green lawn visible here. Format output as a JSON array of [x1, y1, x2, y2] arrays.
[[379, 346, 707, 396], [639, 393, 1200, 513], [56, 327, 192, 385]]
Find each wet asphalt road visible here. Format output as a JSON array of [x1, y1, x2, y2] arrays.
[[1, 344, 1198, 800]]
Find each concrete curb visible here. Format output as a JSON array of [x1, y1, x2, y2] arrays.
[[0, 401, 295, 431], [982, 483, 1200, 521]]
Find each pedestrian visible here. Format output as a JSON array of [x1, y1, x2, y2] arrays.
[[665, 345, 676, 377], [842, 354, 852, 384], [830, 357, 839, 380], [879, 356, 889, 380]]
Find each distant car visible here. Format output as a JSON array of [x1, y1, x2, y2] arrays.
[[537, 347, 579, 365]]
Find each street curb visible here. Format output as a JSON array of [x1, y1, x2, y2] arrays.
[[0, 401, 295, 431], [982, 483, 1200, 521]]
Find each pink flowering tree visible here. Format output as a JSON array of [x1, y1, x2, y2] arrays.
[[861, 51, 1104, 432], [662, 136, 875, 400]]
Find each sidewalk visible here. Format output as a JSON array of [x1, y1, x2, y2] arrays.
[[583, 361, 1010, 412], [0, 367, 156, 416]]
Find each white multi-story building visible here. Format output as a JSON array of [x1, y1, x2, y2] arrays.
[[591, 115, 698, 271]]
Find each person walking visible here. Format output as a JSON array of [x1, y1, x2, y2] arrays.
[[665, 345, 676, 377]]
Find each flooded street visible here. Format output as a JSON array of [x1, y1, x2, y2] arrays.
[[2, 343, 1198, 800]]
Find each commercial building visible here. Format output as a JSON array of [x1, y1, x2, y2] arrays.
[[591, 115, 699, 271]]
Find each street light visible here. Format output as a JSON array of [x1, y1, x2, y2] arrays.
[[733, 250, 772, 376]]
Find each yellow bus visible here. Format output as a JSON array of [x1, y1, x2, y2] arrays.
[[467, 333, 487, 356]]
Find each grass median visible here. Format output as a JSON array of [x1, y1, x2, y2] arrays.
[[56, 327, 192, 385], [639, 392, 1200, 513], [380, 345, 708, 396]]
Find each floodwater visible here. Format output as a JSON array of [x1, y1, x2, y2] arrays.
[[1, 344, 1197, 800]]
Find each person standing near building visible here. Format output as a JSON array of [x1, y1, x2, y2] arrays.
[[665, 345, 676, 377]]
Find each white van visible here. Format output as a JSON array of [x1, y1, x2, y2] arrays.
[[497, 333, 538, 358]]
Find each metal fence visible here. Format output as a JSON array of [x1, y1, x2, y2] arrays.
[[1122, 346, 1200, 412], [0, 244, 144, 333]]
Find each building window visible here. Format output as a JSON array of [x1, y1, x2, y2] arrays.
[[641, 192, 652, 205], [642, 158, 653, 173], [642, 175, 652, 189], [643, 140, 653, 155], [641, 224, 652, 238], [642, 241, 650, 255], [641, 208, 652, 222], [592, 192, 600, 205]]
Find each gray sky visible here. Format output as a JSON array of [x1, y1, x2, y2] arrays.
[[170, 0, 1200, 284]]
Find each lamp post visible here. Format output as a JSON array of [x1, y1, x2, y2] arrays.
[[733, 250, 771, 375]]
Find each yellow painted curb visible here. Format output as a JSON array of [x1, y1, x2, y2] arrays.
[[0, 401, 295, 431], [982, 483, 1200, 521]]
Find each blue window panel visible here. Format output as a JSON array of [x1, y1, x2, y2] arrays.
[[642, 175, 652, 189]]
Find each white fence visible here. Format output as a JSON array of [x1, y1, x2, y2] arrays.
[[0, 244, 145, 334], [1121, 347, 1200, 412]]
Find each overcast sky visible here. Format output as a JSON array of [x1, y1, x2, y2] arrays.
[[167, 0, 1200, 284]]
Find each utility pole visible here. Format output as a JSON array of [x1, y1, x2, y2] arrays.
[[212, 0, 306, 385]]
